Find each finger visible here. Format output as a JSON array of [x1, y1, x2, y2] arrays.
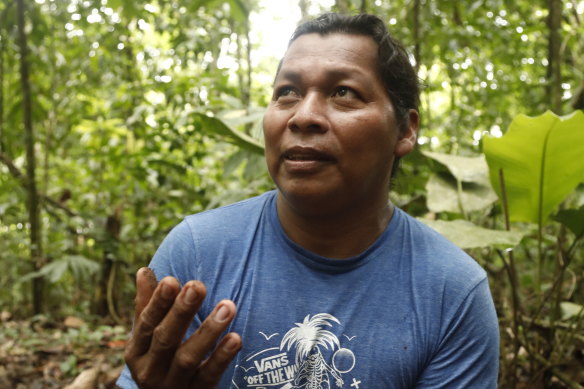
[[193, 332, 242, 388], [125, 276, 180, 359], [167, 300, 237, 382], [134, 267, 158, 325], [147, 280, 206, 359]]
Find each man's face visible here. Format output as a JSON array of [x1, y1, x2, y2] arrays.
[[263, 33, 417, 213]]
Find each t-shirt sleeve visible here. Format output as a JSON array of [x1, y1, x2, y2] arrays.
[[148, 219, 200, 285], [416, 277, 499, 388], [116, 220, 199, 389]]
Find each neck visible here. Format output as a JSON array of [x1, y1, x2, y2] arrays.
[[276, 192, 394, 259]]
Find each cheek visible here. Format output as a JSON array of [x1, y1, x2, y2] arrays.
[[342, 116, 395, 155], [262, 113, 279, 149], [262, 112, 282, 171], [262, 106, 287, 133]]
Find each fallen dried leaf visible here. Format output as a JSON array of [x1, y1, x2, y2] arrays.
[[62, 366, 100, 389], [106, 339, 126, 349], [64, 316, 86, 329]]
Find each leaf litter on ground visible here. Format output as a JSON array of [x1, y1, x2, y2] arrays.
[[0, 311, 127, 389]]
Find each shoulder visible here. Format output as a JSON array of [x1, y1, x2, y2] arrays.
[[149, 191, 275, 283], [394, 208, 486, 283], [390, 209, 489, 317]]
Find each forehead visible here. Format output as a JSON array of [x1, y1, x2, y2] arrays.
[[278, 33, 380, 79]]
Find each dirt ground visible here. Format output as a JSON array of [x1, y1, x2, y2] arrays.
[[0, 313, 126, 389]]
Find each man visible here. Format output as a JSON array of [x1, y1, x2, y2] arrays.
[[117, 13, 499, 389]]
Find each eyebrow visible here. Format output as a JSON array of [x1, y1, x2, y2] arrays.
[[274, 69, 302, 85], [274, 66, 376, 90]]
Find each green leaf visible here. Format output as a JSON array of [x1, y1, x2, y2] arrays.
[[553, 205, 584, 238], [224, 150, 248, 177], [18, 255, 99, 284], [422, 151, 497, 213], [418, 218, 525, 249], [219, 107, 265, 129], [243, 153, 268, 180], [560, 302, 584, 321], [483, 110, 584, 223], [423, 151, 492, 185], [189, 0, 249, 22], [192, 113, 265, 155], [426, 173, 497, 213], [65, 255, 100, 280]]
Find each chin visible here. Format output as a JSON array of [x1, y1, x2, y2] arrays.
[[277, 181, 347, 215]]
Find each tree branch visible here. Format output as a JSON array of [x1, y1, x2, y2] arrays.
[[0, 151, 77, 216], [0, 151, 26, 184]]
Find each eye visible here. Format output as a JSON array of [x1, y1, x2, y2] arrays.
[[274, 86, 299, 100], [332, 86, 359, 99]]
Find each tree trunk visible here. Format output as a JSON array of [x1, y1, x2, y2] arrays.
[[298, 0, 310, 23], [0, 4, 9, 154], [335, 0, 350, 14], [17, 0, 44, 314], [360, 0, 367, 14], [0, 27, 5, 153], [95, 210, 121, 320], [543, 0, 563, 369], [234, 20, 251, 110], [245, 25, 252, 107], [547, 0, 562, 114], [412, 0, 421, 73]]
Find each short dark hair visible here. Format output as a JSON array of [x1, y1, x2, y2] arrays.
[[289, 13, 420, 132]]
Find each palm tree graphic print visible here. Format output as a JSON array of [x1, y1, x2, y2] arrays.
[[231, 313, 357, 389], [280, 313, 346, 389]]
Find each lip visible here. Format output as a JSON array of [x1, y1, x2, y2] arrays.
[[282, 146, 334, 161], [281, 146, 335, 173]]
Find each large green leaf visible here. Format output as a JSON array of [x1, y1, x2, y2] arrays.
[[426, 174, 497, 213], [423, 151, 493, 185], [419, 218, 525, 249], [483, 110, 584, 223], [423, 151, 497, 213], [192, 112, 265, 155]]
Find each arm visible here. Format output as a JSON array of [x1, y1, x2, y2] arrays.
[[416, 278, 500, 388]]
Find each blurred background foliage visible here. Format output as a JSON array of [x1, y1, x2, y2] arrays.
[[0, 0, 583, 387]]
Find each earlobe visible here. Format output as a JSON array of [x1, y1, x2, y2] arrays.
[[394, 134, 416, 157], [394, 109, 419, 157]]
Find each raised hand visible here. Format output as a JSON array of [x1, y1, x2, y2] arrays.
[[124, 267, 242, 389]]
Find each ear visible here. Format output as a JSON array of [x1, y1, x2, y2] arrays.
[[394, 109, 419, 157]]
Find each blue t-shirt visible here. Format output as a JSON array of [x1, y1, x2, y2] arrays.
[[117, 191, 499, 388]]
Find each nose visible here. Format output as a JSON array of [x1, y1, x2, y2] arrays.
[[287, 92, 328, 133]]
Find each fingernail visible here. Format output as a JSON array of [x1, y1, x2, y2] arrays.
[[161, 282, 173, 299], [142, 267, 155, 278], [223, 336, 239, 352], [184, 285, 198, 304], [215, 304, 231, 323]]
